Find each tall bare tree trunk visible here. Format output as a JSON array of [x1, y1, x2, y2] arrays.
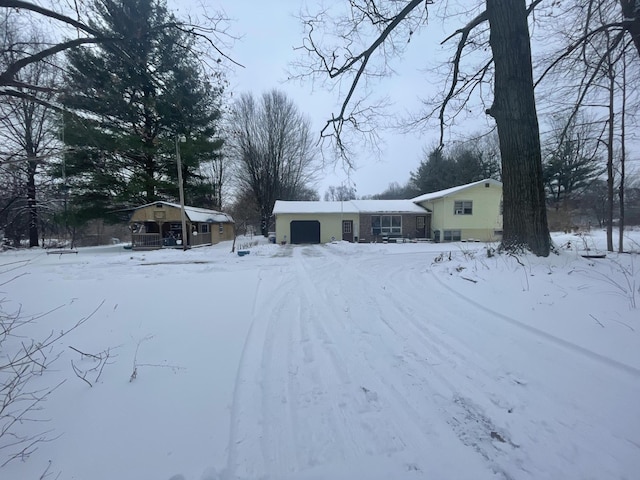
[[27, 156, 39, 247], [618, 51, 627, 253], [486, 0, 550, 256], [606, 52, 615, 253]]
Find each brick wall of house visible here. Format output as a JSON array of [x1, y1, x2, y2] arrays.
[[358, 213, 431, 242]]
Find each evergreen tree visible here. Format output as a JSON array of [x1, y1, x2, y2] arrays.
[[59, 0, 223, 222], [409, 146, 500, 194]]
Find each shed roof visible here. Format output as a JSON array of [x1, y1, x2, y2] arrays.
[[134, 201, 234, 223], [411, 178, 502, 204]]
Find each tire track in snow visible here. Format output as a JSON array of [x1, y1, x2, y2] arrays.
[[314, 247, 526, 479], [427, 268, 640, 378], [293, 246, 504, 479], [320, 245, 640, 479], [224, 267, 300, 479]]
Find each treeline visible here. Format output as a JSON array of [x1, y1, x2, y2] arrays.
[[335, 120, 639, 229], [0, 0, 319, 247]]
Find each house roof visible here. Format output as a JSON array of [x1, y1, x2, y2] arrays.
[[272, 199, 428, 215], [273, 179, 502, 215], [350, 200, 428, 213], [273, 201, 360, 214], [134, 201, 234, 223], [411, 178, 502, 204]]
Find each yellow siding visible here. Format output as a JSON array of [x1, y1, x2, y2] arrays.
[[417, 183, 503, 242], [130, 206, 184, 223], [275, 213, 360, 243]]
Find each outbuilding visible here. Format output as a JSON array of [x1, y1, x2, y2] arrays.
[[128, 201, 234, 250]]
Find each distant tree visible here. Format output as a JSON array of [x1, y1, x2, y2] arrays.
[[228, 190, 261, 237], [542, 115, 602, 209], [581, 179, 610, 228], [58, 0, 224, 222], [0, 163, 28, 247], [0, 16, 59, 247], [371, 181, 417, 200], [294, 185, 320, 201], [324, 184, 356, 201], [228, 89, 317, 236], [409, 148, 455, 194], [409, 145, 500, 194]]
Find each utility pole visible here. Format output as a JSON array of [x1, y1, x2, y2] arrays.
[[175, 134, 188, 251]]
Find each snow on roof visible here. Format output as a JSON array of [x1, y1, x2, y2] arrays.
[[273, 180, 501, 215], [135, 201, 234, 223], [411, 178, 502, 204], [273, 200, 360, 214], [351, 199, 428, 213], [273, 199, 428, 214]]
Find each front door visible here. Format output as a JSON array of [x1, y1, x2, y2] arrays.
[[416, 216, 426, 238], [342, 220, 354, 242]]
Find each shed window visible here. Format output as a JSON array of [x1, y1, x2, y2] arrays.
[[371, 215, 402, 235], [200, 224, 210, 234], [219, 223, 224, 234], [454, 200, 473, 215]]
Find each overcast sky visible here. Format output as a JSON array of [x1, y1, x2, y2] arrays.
[[168, 1, 492, 198]]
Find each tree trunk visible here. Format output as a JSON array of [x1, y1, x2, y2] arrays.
[[486, 0, 550, 256], [606, 53, 615, 253], [618, 51, 627, 253], [27, 156, 39, 248]]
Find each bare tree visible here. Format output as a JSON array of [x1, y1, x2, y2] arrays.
[[0, 0, 238, 105], [542, 114, 603, 209], [0, 289, 102, 469], [324, 184, 356, 201], [534, 0, 639, 251], [228, 90, 318, 236], [0, 15, 60, 247], [297, 0, 550, 255]]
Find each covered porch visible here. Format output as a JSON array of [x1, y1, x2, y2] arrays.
[[129, 202, 234, 250]]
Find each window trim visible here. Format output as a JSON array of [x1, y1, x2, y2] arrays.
[[454, 200, 473, 215], [371, 214, 402, 235], [443, 229, 462, 241]]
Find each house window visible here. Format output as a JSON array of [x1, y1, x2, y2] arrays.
[[499, 200, 503, 215], [200, 224, 210, 234], [417, 216, 425, 229], [371, 215, 402, 235], [454, 200, 473, 215], [343, 221, 352, 234], [443, 230, 462, 241], [218, 223, 224, 234]]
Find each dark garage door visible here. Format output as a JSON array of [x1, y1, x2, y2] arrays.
[[290, 220, 320, 244]]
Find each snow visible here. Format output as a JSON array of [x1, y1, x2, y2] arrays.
[[1, 230, 639, 480], [136, 200, 234, 223], [273, 199, 427, 214], [411, 178, 502, 203], [273, 200, 360, 214]]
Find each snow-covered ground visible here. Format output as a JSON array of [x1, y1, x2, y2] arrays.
[[1, 230, 639, 480]]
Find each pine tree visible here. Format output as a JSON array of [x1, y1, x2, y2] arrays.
[[59, 0, 223, 222]]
